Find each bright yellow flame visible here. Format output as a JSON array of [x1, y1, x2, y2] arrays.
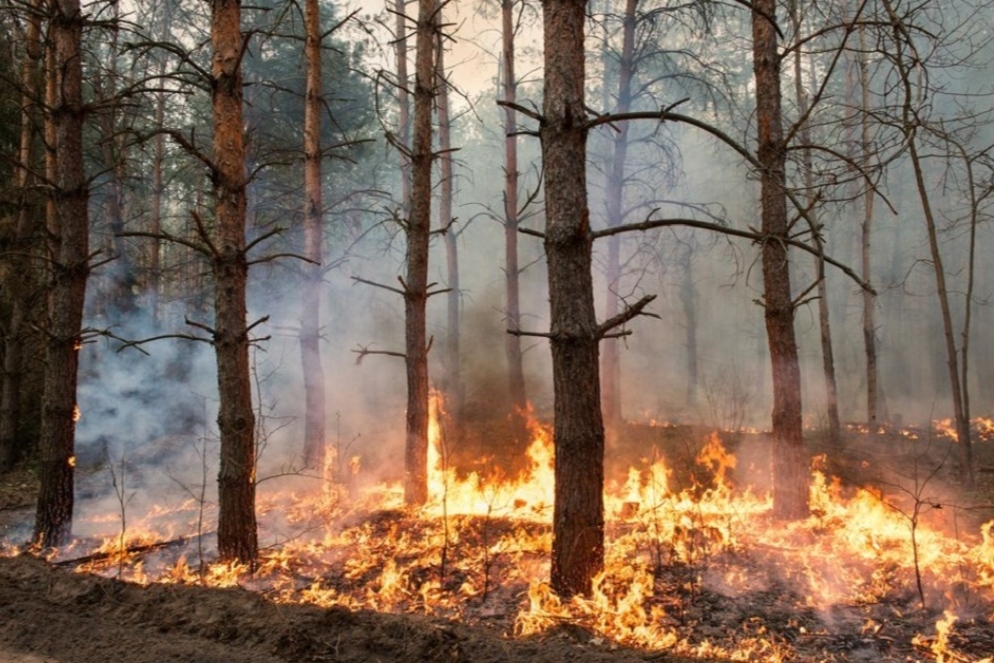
[[22, 412, 994, 663]]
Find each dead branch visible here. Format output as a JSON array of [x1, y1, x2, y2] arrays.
[[594, 215, 875, 294], [496, 99, 543, 124], [115, 333, 212, 352], [52, 534, 204, 567], [244, 227, 283, 254], [117, 230, 211, 258], [597, 295, 658, 339], [351, 275, 406, 296], [248, 253, 314, 266], [352, 344, 406, 364]]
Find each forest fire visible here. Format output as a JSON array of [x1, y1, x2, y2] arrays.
[[3, 401, 994, 661]]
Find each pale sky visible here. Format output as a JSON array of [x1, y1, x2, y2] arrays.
[[349, 0, 543, 98]]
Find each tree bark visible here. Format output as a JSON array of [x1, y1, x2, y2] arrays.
[[543, 0, 605, 597], [211, 0, 258, 563], [0, 3, 42, 471], [678, 244, 698, 409], [752, 0, 808, 520], [300, 0, 327, 470], [437, 18, 462, 423], [600, 0, 637, 435], [395, 0, 412, 213], [149, 63, 166, 322], [33, 0, 90, 546], [857, 21, 881, 426], [501, 0, 528, 426], [882, 0, 972, 487], [94, 34, 138, 321], [789, 0, 839, 443], [402, 0, 435, 506]]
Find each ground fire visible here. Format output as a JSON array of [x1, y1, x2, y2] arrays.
[[3, 403, 994, 662]]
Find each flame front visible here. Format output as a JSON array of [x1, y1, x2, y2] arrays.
[[6, 406, 994, 662]]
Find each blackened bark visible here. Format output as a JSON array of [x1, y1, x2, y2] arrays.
[[33, 0, 89, 546], [300, 0, 326, 469], [543, 0, 605, 597], [211, 0, 258, 563], [752, 0, 808, 520], [403, 0, 435, 506]]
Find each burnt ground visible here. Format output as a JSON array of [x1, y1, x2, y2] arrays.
[[2, 422, 994, 663], [0, 553, 683, 663]]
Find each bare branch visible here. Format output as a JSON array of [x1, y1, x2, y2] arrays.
[[597, 295, 658, 339], [597, 215, 875, 294], [507, 329, 555, 339], [352, 344, 405, 365], [496, 99, 543, 124], [351, 275, 406, 296]]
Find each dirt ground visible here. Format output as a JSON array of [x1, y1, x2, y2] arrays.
[[2, 423, 994, 663], [0, 553, 684, 663]]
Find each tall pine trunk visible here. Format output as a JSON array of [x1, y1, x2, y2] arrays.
[[33, 0, 89, 546], [0, 3, 42, 471], [402, 0, 435, 506], [300, 0, 327, 469], [543, 0, 605, 597], [394, 0, 411, 212], [501, 0, 528, 424], [858, 21, 882, 425], [678, 244, 699, 409], [883, 0, 972, 487], [790, 0, 839, 442], [437, 19, 461, 423], [601, 0, 637, 435], [149, 64, 166, 322], [752, 0, 808, 520], [211, 0, 258, 562]]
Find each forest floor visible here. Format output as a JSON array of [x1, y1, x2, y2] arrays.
[[2, 419, 994, 663]]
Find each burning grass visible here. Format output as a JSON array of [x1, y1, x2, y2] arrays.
[[3, 406, 994, 662]]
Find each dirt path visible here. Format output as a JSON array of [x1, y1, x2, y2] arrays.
[[0, 555, 681, 663]]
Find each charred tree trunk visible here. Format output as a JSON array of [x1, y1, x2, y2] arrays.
[[402, 0, 435, 506], [543, 0, 605, 597], [33, 0, 90, 546], [601, 0, 637, 436], [752, 0, 808, 520], [300, 0, 326, 469], [0, 4, 43, 472], [211, 0, 258, 563], [437, 21, 462, 424], [501, 0, 528, 428]]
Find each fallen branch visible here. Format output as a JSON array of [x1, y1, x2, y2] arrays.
[[52, 534, 205, 567]]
